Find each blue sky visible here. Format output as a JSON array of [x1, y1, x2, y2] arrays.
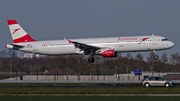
[[0, 0, 179, 58]]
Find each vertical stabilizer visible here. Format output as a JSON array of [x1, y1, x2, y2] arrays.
[[7, 19, 36, 43]]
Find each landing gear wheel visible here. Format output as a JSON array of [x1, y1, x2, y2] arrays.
[[153, 50, 158, 59], [88, 52, 95, 63], [88, 57, 95, 63]]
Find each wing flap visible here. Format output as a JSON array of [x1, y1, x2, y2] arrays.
[[68, 40, 101, 55]]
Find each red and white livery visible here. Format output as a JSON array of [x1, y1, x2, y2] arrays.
[[7, 20, 36, 43], [6, 19, 174, 62]]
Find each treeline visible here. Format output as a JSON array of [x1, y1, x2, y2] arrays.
[[0, 52, 180, 75]]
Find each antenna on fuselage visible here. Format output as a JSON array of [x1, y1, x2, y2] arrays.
[[152, 33, 154, 36]]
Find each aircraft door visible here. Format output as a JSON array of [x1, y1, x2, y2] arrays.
[[33, 43, 38, 52], [119, 41, 124, 48], [152, 36, 157, 45]]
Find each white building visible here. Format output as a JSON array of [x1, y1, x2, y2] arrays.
[[22, 53, 40, 58]]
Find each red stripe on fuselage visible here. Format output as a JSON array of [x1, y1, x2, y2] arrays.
[[13, 34, 36, 43]]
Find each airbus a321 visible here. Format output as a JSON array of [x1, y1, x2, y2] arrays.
[[6, 19, 174, 62]]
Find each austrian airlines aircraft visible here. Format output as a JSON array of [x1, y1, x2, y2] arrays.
[[6, 19, 174, 62]]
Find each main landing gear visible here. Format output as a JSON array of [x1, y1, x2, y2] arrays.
[[153, 50, 158, 59], [88, 55, 95, 63]]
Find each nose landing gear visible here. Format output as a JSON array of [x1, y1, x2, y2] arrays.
[[153, 50, 158, 59]]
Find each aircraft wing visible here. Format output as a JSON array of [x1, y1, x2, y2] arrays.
[[68, 40, 101, 55]]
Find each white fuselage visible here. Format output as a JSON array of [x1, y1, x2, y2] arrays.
[[7, 35, 174, 55]]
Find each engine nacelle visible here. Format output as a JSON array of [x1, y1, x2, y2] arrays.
[[101, 49, 117, 57]]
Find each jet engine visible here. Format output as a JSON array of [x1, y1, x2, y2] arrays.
[[101, 49, 117, 57]]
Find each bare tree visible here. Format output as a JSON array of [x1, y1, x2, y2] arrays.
[[160, 53, 168, 63], [170, 53, 180, 72], [135, 53, 144, 62], [170, 53, 180, 65], [147, 52, 159, 75], [134, 53, 146, 70]]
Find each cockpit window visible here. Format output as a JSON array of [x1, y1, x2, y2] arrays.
[[162, 39, 169, 41]]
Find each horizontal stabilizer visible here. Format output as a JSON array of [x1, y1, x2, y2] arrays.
[[6, 44, 25, 50]]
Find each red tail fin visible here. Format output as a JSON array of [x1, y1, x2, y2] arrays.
[[7, 19, 36, 43]]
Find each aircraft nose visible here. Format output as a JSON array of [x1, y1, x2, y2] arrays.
[[169, 41, 174, 48]]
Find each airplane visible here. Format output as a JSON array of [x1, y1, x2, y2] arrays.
[[6, 19, 174, 62]]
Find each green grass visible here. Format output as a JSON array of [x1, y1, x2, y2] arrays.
[[0, 88, 180, 94], [0, 88, 180, 101], [0, 96, 180, 101]]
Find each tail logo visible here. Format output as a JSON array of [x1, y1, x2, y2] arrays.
[[12, 28, 21, 34]]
